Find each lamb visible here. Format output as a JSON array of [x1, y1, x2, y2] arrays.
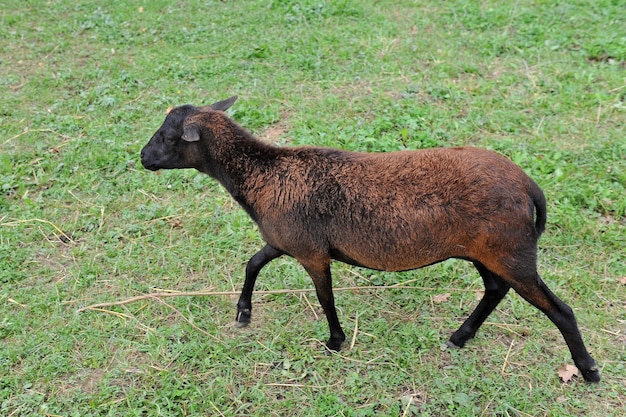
[[140, 96, 600, 382]]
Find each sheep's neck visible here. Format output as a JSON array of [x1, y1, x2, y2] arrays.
[[201, 128, 275, 222]]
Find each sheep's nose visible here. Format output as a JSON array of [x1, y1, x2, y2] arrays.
[[140, 147, 148, 160], [140, 148, 150, 167]]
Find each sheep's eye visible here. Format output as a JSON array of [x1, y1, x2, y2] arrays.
[[164, 136, 176, 145]]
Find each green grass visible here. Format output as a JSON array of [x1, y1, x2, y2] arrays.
[[1, 0, 625, 415]]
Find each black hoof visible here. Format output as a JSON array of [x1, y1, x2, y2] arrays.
[[445, 340, 461, 349], [325, 338, 344, 353], [235, 309, 251, 328], [323, 347, 335, 356], [581, 367, 601, 383], [447, 330, 473, 349]]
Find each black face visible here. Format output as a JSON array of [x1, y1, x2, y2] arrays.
[[140, 96, 237, 172], [140, 105, 197, 171]]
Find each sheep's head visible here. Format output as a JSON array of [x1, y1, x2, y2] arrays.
[[140, 96, 237, 171]]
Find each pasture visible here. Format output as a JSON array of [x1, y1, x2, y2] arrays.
[[1, 1, 625, 415]]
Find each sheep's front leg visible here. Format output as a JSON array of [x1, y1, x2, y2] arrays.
[[300, 257, 346, 352], [235, 244, 283, 327]]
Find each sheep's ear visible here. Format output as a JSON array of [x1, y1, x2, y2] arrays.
[[210, 95, 238, 111], [182, 124, 201, 142]]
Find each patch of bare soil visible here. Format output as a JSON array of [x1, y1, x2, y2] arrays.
[[258, 121, 289, 144]]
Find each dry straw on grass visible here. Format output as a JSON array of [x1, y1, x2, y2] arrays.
[[76, 279, 474, 313]]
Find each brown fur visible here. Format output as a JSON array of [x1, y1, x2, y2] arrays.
[[140, 97, 599, 382]]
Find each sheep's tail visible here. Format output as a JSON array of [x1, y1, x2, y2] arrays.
[[529, 180, 547, 237]]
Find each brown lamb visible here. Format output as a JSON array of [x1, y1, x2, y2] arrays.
[[140, 96, 600, 382]]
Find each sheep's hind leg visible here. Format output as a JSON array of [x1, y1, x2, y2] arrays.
[[235, 244, 283, 327], [510, 273, 600, 382], [448, 262, 510, 348]]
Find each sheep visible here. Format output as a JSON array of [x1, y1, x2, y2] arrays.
[[140, 95, 600, 382]]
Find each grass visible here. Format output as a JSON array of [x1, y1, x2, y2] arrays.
[[1, 0, 625, 415]]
